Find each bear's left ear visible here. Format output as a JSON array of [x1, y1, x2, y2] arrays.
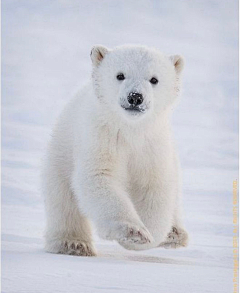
[[169, 55, 184, 75], [90, 45, 109, 66]]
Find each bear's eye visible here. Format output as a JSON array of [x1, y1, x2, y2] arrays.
[[116, 73, 125, 81], [149, 77, 158, 85]]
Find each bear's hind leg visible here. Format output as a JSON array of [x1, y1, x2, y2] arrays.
[[159, 201, 189, 249], [44, 177, 97, 256]]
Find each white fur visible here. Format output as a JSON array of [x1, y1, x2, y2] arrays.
[[42, 45, 189, 256]]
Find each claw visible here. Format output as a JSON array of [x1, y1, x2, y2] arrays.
[[172, 227, 179, 235], [129, 228, 134, 236]]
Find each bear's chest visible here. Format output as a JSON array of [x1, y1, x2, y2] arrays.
[[126, 143, 168, 186]]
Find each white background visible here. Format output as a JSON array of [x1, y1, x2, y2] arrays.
[[2, 1, 238, 292]]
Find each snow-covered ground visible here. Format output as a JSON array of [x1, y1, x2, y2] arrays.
[[2, 1, 238, 292]]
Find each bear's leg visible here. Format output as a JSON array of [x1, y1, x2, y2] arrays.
[[72, 169, 154, 247], [159, 202, 189, 249], [44, 177, 97, 256], [159, 226, 189, 249]]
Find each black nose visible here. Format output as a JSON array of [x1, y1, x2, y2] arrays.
[[127, 92, 143, 106]]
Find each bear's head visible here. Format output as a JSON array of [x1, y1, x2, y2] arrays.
[[91, 45, 184, 122]]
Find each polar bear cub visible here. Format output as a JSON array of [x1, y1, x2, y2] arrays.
[[43, 45, 189, 256]]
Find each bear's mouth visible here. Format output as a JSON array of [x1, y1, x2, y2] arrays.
[[121, 105, 146, 114]]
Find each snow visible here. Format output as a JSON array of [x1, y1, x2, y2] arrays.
[[2, 1, 238, 292]]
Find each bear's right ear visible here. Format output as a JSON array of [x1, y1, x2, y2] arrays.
[[90, 45, 109, 66]]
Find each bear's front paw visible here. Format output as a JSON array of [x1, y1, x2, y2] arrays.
[[106, 222, 154, 245], [159, 226, 189, 249], [45, 239, 97, 256]]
